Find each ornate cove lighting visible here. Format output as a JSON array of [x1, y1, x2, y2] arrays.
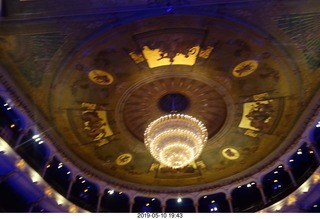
[[144, 114, 208, 169]]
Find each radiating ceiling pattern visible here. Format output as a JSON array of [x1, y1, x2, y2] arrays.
[[277, 12, 320, 70]]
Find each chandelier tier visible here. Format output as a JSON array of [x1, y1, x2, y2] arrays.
[[144, 114, 208, 169]]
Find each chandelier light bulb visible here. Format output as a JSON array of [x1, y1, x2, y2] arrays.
[[144, 114, 208, 169]]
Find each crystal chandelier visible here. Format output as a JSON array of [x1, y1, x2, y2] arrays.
[[144, 114, 208, 169]]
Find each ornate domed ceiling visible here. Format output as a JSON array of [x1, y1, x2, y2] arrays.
[[50, 14, 303, 190], [1, 0, 319, 194]]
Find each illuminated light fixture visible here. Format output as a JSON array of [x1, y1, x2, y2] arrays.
[[30, 171, 41, 183], [69, 205, 78, 213], [108, 190, 114, 195], [316, 121, 320, 128], [144, 114, 208, 169], [10, 124, 15, 128], [56, 198, 64, 206], [177, 198, 182, 203], [274, 204, 283, 211], [144, 93, 208, 169], [32, 134, 40, 139], [16, 159, 25, 169]]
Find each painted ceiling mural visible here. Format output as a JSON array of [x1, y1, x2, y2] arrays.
[[50, 15, 303, 188], [0, 1, 319, 193]]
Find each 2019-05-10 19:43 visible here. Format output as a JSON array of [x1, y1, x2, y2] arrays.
[[136, 213, 183, 218]]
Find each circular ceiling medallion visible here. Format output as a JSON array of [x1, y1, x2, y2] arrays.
[[232, 60, 258, 77], [222, 148, 240, 160], [116, 153, 132, 166], [117, 75, 228, 143], [88, 69, 114, 85]]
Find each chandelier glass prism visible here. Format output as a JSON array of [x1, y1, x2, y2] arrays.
[[144, 113, 208, 169]]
